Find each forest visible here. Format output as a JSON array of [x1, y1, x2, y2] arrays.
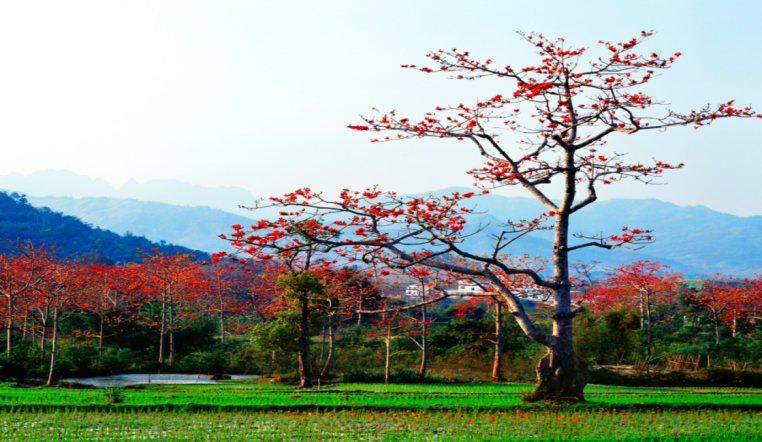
[[1, 232, 760, 389]]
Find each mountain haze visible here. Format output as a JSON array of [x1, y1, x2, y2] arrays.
[[0, 170, 259, 216], [0, 192, 206, 262], [27, 196, 251, 254], [387, 187, 762, 276], [4, 171, 761, 276]]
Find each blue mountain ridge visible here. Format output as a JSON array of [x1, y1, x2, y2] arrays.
[[13, 185, 762, 277]]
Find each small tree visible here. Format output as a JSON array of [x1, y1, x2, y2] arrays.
[[41, 259, 84, 385], [606, 261, 681, 357], [77, 264, 143, 351], [138, 249, 200, 366], [690, 276, 747, 344]]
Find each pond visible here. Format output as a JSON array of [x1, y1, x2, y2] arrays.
[[62, 373, 259, 387]]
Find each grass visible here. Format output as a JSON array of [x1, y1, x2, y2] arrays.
[[0, 409, 760, 441], [0, 382, 761, 440]]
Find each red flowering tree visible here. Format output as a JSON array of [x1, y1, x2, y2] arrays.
[[691, 276, 750, 344], [224, 32, 756, 401], [0, 241, 56, 354], [197, 263, 246, 345], [364, 312, 408, 384], [604, 261, 681, 357], [77, 264, 143, 350], [137, 249, 200, 366], [40, 259, 85, 385]]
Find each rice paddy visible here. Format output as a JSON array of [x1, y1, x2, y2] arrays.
[[0, 382, 761, 440]]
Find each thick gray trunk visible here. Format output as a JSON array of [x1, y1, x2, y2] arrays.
[[524, 157, 589, 401]]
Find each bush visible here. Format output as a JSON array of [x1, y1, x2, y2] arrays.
[[340, 368, 381, 383], [93, 348, 144, 375], [589, 367, 762, 388], [340, 368, 442, 384], [574, 307, 639, 365]]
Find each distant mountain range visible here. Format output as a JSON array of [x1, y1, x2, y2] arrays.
[[27, 196, 250, 254], [0, 192, 205, 263], [0, 169, 259, 216], [3, 171, 761, 276], [419, 188, 762, 277]]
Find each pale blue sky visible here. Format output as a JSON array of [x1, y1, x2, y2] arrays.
[[1, 1, 760, 215]]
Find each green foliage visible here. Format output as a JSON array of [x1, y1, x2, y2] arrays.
[[574, 307, 640, 365], [1, 340, 40, 377], [174, 344, 259, 375], [277, 271, 326, 301], [589, 367, 762, 388], [103, 384, 125, 404], [339, 368, 442, 384]]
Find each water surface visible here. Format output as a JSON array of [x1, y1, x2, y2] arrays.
[[63, 373, 258, 387]]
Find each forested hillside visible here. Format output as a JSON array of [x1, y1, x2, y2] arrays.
[[27, 195, 253, 253], [0, 191, 206, 263]]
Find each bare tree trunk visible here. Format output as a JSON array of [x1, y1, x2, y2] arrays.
[[40, 306, 49, 359], [492, 301, 503, 382], [296, 297, 313, 388], [357, 293, 363, 330], [169, 303, 175, 366], [21, 309, 28, 342], [732, 313, 737, 338], [419, 303, 428, 376], [158, 301, 166, 365], [6, 296, 13, 354], [320, 323, 326, 362], [46, 307, 59, 386], [98, 315, 105, 355], [714, 314, 721, 345], [385, 334, 391, 384], [220, 310, 225, 344], [645, 291, 652, 359], [320, 315, 336, 377]]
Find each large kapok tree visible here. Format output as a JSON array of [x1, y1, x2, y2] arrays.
[[226, 32, 757, 401]]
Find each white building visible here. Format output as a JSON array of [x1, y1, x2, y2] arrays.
[[404, 284, 440, 298], [456, 280, 485, 294]]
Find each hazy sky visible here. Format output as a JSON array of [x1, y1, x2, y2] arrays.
[[1, 1, 761, 216]]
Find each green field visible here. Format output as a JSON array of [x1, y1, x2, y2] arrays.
[[0, 382, 761, 440]]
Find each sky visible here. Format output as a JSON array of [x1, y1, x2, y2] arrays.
[[1, 0, 761, 216]]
